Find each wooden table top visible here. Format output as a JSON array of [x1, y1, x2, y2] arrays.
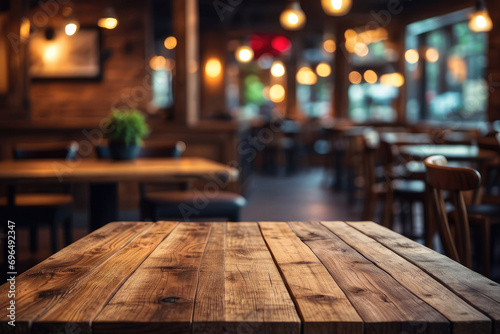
[[0, 157, 238, 183], [400, 145, 498, 162], [381, 132, 433, 146], [2, 221, 499, 334]]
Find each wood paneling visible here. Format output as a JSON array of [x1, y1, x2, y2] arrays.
[[29, 0, 151, 120]]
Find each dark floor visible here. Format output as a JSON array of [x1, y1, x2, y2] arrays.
[[3, 167, 499, 282]]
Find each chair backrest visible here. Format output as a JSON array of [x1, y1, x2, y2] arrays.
[[12, 142, 79, 194], [14, 142, 79, 160], [137, 141, 186, 158], [95, 141, 186, 159], [424, 155, 481, 268]]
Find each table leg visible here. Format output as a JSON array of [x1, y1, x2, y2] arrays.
[[424, 183, 436, 249], [89, 183, 118, 231]]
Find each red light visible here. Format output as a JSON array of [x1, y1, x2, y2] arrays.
[[271, 36, 291, 52], [250, 37, 265, 51]]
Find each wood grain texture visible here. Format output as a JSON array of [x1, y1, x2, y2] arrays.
[[348, 221, 500, 334], [93, 222, 212, 334], [1, 221, 499, 334], [0, 158, 238, 183], [224, 222, 301, 334], [259, 222, 363, 334], [192, 223, 226, 333], [0, 221, 153, 334], [289, 221, 450, 334], [322, 221, 491, 334], [31, 221, 178, 334]]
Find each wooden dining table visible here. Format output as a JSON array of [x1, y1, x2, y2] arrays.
[[0, 158, 238, 230], [1, 221, 498, 334]]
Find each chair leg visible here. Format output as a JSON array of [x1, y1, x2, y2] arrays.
[[29, 226, 38, 253], [63, 217, 72, 246], [50, 224, 59, 254], [480, 220, 491, 278], [362, 192, 378, 221], [382, 191, 394, 229]]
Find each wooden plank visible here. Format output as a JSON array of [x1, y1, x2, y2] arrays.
[[192, 223, 226, 333], [289, 221, 450, 334], [348, 221, 500, 333], [0, 158, 238, 183], [224, 222, 301, 334], [92, 222, 212, 334], [322, 221, 491, 334], [259, 222, 363, 334], [0, 221, 154, 334], [31, 221, 178, 334]]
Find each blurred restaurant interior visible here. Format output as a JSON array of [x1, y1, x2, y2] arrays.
[[1, 0, 500, 283]]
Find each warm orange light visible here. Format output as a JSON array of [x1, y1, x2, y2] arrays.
[[405, 49, 419, 64], [381, 73, 405, 87], [322, 0, 352, 16], [425, 48, 439, 63], [43, 45, 59, 64], [296, 67, 317, 85], [279, 2, 306, 31], [323, 39, 336, 53], [271, 61, 285, 77], [235, 46, 254, 63], [98, 17, 118, 30], [348, 71, 362, 84], [164, 36, 177, 50], [205, 58, 222, 78], [469, 9, 493, 32], [65, 20, 79, 36], [20, 17, 30, 41], [364, 70, 377, 84], [269, 84, 285, 103], [354, 43, 369, 57], [149, 55, 166, 70], [316, 63, 331, 77]]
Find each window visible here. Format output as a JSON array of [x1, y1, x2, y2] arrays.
[[405, 9, 488, 123]]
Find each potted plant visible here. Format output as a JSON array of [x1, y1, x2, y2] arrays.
[[104, 109, 150, 160]]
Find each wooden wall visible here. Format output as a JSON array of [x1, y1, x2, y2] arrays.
[[29, 0, 152, 120], [487, 0, 500, 121]]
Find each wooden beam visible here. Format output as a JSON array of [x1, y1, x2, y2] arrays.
[[173, 0, 200, 126]]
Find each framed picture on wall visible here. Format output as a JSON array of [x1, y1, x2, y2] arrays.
[[29, 27, 102, 80]]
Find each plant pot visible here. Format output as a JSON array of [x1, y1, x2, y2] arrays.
[[108, 141, 140, 160]]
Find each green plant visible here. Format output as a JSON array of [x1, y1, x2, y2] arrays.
[[104, 109, 150, 146]]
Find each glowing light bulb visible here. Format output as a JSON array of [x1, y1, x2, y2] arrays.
[[65, 21, 79, 36], [405, 49, 419, 64], [469, 10, 493, 32], [235, 46, 254, 63], [271, 61, 286, 77], [279, 2, 306, 31], [164, 36, 177, 50], [296, 67, 317, 85], [425, 48, 439, 63], [323, 39, 336, 53], [364, 70, 378, 84], [270, 84, 285, 103], [349, 71, 362, 84], [316, 63, 331, 77], [205, 58, 222, 78], [322, 0, 352, 16], [98, 17, 118, 29]]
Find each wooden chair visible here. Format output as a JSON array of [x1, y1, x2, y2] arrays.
[[424, 155, 481, 269], [0, 142, 78, 253], [361, 130, 425, 232]]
